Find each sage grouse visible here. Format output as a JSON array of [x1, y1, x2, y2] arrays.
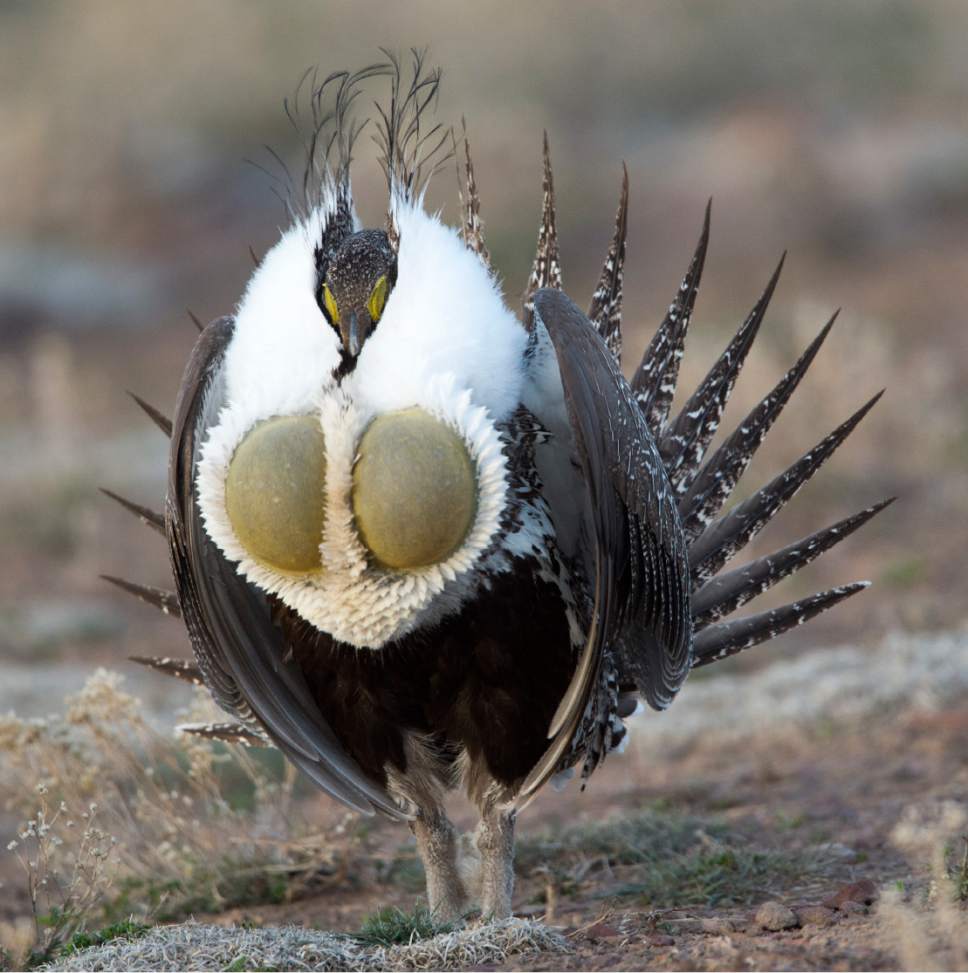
[[105, 55, 890, 920]]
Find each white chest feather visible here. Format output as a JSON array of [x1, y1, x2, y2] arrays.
[[197, 203, 534, 648]]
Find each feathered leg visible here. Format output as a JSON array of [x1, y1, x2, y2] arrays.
[[411, 807, 468, 922], [388, 737, 467, 921], [475, 787, 516, 919]]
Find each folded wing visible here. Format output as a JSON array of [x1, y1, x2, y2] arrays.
[[520, 288, 693, 802]]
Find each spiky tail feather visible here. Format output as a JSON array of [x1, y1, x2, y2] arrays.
[[632, 207, 888, 666], [176, 721, 269, 747], [101, 575, 180, 617], [127, 391, 172, 437], [632, 201, 710, 432], [587, 164, 628, 363], [130, 655, 203, 685], [456, 119, 490, 267], [523, 132, 562, 326]]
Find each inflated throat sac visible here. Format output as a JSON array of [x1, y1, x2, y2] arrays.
[[352, 408, 478, 570], [224, 408, 479, 577], [225, 415, 327, 574]]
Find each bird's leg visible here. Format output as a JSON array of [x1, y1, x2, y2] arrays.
[[475, 797, 516, 919], [410, 806, 468, 922], [389, 735, 467, 922]]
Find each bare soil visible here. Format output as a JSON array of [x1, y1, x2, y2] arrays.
[[176, 694, 968, 971]]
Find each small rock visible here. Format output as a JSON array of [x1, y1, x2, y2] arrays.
[[798, 905, 835, 927], [815, 841, 860, 863], [840, 899, 867, 916], [822, 879, 878, 910], [756, 901, 799, 931], [701, 918, 735, 935], [646, 934, 675, 947]]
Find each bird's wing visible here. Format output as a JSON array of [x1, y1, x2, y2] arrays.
[[166, 317, 407, 820], [520, 288, 693, 801]]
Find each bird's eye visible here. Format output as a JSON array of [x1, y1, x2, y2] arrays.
[[367, 275, 388, 323], [322, 284, 340, 325]]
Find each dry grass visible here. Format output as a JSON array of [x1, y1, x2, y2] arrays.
[[39, 917, 567, 972], [878, 802, 968, 971], [0, 669, 351, 969]]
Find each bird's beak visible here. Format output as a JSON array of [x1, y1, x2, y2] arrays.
[[347, 312, 361, 358], [341, 310, 371, 359]]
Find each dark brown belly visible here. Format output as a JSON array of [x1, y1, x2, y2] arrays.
[[278, 568, 576, 789]]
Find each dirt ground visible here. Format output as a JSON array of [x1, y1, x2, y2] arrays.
[[164, 679, 966, 970]]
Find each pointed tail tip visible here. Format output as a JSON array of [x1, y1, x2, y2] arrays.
[[697, 199, 712, 251], [865, 388, 887, 412]]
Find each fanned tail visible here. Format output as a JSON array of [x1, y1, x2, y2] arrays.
[[587, 165, 628, 363], [633, 206, 889, 666]]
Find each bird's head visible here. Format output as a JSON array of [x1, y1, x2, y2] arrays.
[[318, 229, 397, 361]]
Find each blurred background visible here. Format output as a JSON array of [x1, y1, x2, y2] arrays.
[[1, 0, 966, 718]]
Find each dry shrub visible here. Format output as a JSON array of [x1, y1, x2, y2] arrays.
[[878, 801, 968, 971], [0, 669, 345, 968]]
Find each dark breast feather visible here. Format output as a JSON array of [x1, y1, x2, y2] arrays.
[[166, 316, 406, 820], [278, 564, 576, 793]]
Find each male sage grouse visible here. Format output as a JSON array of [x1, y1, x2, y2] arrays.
[[105, 54, 890, 920]]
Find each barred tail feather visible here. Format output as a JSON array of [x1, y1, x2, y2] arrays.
[[692, 498, 894, 627], [632, 201, 710, 432], [177, 721, 270, 748], [678, 311, 839, 542], [587, 164, 628, 363], [692, 582, 870, 667], [457, 120, 490, 267], [523, 132, 562, 323], [688, 390, 884, 587], [660, 254, 785, 496], [130, 655, 203, 685]]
